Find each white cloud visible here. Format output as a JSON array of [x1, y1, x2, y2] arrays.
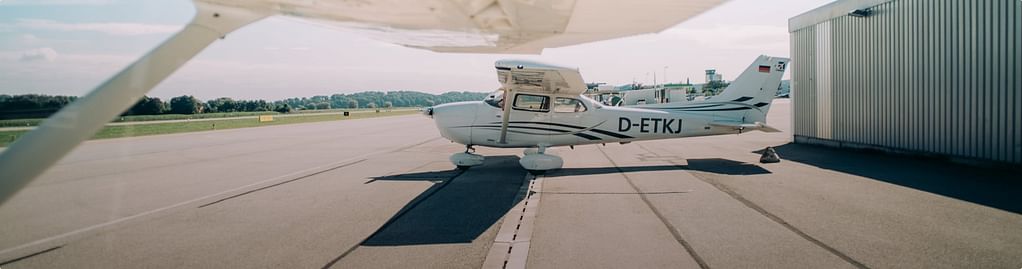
[[19, 47, 58, 62], [10, 19, 182, 36], [0, 52, 135, 96], [665, 24, 791, 51]]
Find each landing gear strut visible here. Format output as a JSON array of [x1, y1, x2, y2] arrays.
[[450, 144, 484, 170], [520, 145, 562, 175]]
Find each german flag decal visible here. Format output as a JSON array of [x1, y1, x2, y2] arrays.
[[758, 65, 771, 73]]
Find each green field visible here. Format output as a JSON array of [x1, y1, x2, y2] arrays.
[[0, 109, 418, 147], [0, 108, 419, 128]]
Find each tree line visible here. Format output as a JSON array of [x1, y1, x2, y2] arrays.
[[0, 91, 488, 119]]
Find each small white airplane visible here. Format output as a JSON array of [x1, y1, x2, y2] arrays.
[[426, 55, 788, 174]]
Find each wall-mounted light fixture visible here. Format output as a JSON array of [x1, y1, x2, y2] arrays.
[[848, 8, 872, 18]]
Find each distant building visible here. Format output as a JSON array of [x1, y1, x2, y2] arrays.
[[705, 69, 723, 83], [619, 83, 694, 106]]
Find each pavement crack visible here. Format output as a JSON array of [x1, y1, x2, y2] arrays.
[[690, 170, 870, 269], [597, 147, 711, 269], [634, 143, 870, 269], [198, 159, 367, 208], [0, 245, 62, 266]]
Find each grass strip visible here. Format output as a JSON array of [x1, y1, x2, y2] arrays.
[[0, 110, 417, 147], [0, 107, 419, 127]]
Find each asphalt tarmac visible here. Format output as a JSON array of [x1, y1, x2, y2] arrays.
[[1, 100, 1019, 268]]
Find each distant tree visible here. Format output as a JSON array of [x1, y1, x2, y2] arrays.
[[366, 102, 377, 109], [274, 104, 291, 113], [125, 96, 166, 115], [205, 97, 233, 113], [314, 102, 331, 109], [347, 100, 358, 109], [169, 95, 203, 114], [383, 101, 393, 109], [702, 80, 730, 96], [0, 94, 79, 119]]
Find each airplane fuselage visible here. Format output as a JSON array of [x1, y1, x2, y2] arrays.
[[432, 97, 746, 149], [427, 55, 786, 172]]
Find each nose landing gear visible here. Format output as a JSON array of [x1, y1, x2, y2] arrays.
[[450, 145, 483, 170]]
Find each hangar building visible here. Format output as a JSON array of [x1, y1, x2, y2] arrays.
[[788, 0, 1020, 165]]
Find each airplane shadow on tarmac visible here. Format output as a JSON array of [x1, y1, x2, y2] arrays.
[[764, 143, 1022, 215], [359, 156, 770, 246], [546, 158, 772, 177], [361, 155, 527, 246]]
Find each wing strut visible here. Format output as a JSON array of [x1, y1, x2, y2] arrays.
[[498, 88, 514, 144], [0, 2, 268, 205], [498, 64, 515, 144]]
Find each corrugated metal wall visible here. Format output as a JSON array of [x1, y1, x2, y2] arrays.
[[790, 0, 1021, 164]]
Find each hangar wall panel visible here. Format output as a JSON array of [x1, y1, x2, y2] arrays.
[[789, 0, 1021, 164], [815, 21, 832, 139]]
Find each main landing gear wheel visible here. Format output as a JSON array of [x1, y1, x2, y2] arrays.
[[519, 146, 562, 175]]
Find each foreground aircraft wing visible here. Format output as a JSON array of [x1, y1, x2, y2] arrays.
[[201, 0, 728, 54], [0, 0, 730, 205]]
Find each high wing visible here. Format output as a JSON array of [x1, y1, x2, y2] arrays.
[[495, 60, 586, 95], [199, 0, 728, 54]]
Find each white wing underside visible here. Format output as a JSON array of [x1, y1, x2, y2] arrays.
[[197, 0, 727, 54], [495, 60, 587, 94]]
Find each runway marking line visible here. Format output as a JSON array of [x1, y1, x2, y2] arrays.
[[197, 159, 368, 208], [0, 137, 442, 265]]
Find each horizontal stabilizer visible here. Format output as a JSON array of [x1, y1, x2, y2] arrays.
[[710, 121, 781, 133]]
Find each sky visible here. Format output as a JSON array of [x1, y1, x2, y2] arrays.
[[0, 0, 833, 100]]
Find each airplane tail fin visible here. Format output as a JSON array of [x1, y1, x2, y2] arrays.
[[713, 55, 789, 124]]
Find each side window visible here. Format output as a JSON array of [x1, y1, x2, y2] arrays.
[[553, 97, 587, 113], [513, 94, 550, 112]]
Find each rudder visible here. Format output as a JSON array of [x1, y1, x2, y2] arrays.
[[713, 55, 789, 123]]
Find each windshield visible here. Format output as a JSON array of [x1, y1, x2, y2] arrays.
[[483, 89, 505, 108]]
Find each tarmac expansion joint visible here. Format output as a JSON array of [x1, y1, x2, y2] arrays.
[[483, 173, 541, 269], [634, 143, 869, 269]]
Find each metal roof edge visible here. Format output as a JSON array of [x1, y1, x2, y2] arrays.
[[788, 0, 895, 32]]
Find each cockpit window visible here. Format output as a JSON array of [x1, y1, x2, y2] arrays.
[[484, 89, 505, 108], [512, 94, 550, 112], [553, 97, 587, 113]]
